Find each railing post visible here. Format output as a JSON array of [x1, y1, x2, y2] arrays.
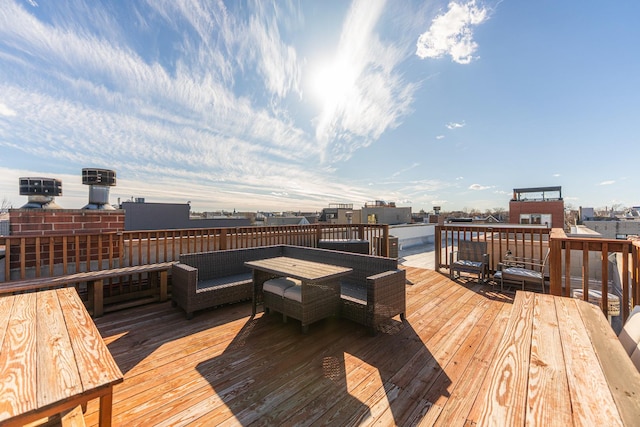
[[549, 228, 564, 296], [435, 226, 441, 273], [382, 225, 389, 257], [316, 224, 322, 247], [220, 229, 227, 251]]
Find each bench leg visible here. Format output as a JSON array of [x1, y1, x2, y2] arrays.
[[89, 280, 104, 317], [152, 271, 168, 302]]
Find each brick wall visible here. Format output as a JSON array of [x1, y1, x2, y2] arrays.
[[9, 209, 124, 236], [509, 200, 564, 229], [5, 210, 124, 273]]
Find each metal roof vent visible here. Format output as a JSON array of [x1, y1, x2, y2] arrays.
[[19, 177, 63, 209], [82, 168, 116, 210]]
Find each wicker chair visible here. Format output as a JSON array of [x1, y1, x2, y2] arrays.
[[449, 241, 490, 283]]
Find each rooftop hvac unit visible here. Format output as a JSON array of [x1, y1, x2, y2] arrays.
[[19, 177, 63, 209], [82, 168, 116, 210]]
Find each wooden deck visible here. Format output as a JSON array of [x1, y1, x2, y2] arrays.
[[73, 266, 636, 426]]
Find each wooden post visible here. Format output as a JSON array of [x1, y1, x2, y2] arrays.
[[220, 229, 227, 250], [548, 228, 564, 296], [159, 270, 167, 302], [89, 279, 104, 317], [382, 225, 389, 257], [435, 225, 441, 273]]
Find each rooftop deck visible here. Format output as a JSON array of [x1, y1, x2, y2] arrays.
[[73, 266, 638, 426]]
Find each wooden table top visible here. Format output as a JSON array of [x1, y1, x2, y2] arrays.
[[477, 290, 640, 426], [0, 287, 123, 424], [245, 256, 352, 282]]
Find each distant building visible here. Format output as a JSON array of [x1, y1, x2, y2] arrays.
[[0, 212, 9, 236], [320, 201, 411, 225], [265, 216, 310, 226], [581, 216, 640, 239], [122, 201, 250, 230], [509, 186, 564, 229], [362, 201, 411, 225], [319, 204, 362, 224]]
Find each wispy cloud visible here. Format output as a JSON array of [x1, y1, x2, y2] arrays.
[[469, 183, 491, 190], [599, 180, 615, 186], [436, 135, 445, 140], [0, 102, 16, 117], [416, 0, 489, 64], [391, 162, 420, 177], [313, 0, 417, 161], [446, 121, 465, 129]]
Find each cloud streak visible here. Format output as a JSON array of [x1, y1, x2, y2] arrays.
[[313, 0, 417, 161]]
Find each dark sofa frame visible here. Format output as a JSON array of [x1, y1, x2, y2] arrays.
[[172, 245, 406, 334]]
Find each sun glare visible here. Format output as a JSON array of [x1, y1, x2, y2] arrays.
[[309, 58, 358, 109]]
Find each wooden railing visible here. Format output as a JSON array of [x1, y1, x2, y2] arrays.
[[435, 224, 550, 274], [549, 229, 639, 322], [0, 223, 389, 282], [436, 224, 640, 323]]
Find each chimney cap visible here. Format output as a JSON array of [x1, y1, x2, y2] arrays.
[[82, 168, 116, 186]]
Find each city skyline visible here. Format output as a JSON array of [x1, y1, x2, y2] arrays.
[[1, 1, 639, 212]]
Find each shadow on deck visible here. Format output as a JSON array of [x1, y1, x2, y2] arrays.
[[86, 267, 514, 426]]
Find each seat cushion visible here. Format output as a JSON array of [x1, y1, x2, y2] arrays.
[[502, 267, 542, 282], [197, 273, 252, 291], [619, 305, 640, 356], [340, 282, 366, 305], [452, 260, 483, 269], [263, 277, 300, 297], [283, 284, 302, 302]]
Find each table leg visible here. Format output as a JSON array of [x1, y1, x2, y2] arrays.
[[98, 388, 114, 427]]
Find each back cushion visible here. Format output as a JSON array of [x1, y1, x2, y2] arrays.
[[619, 306, 640, 356], [283, 246, 396, 285], [458, 241, 487, 263], [180, 246, 281, 279]]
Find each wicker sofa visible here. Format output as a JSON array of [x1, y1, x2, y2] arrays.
[[172, 246, 281, 319], [172, 245, 406, 334]]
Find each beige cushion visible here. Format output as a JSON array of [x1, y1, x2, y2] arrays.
[[619, 305, 640, 356], [263, 277, 300, 297], [283, 284, 302, 302]]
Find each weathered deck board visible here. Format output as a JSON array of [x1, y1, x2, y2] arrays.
[[76, 267, 635, 426], [527, 293, 571, 425]]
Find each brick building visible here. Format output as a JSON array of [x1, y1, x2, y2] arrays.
[[509, 186, 564, 229]]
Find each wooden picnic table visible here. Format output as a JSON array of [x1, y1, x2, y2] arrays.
[[0, 287, 123, 426], [478, 290, 640, 426]]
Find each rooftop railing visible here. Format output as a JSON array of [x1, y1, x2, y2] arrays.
[[1, 223, 389, 282], [0, 223, 389, 313], [436, 224, 639, 323]]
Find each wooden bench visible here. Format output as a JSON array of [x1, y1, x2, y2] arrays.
[[0, 262, 175, 316]]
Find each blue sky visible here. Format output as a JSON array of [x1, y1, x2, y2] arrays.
[[1, 0, 638, 213]]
